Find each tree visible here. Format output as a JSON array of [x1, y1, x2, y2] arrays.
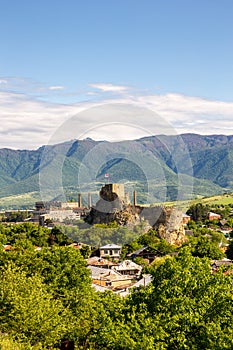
[[187, 219, 196, 229], [49, 226, 73, 246], [0, 246, 91, 300], [0, 246, 93, 348], [128, 248, 233, 349], [226, 240, 233, 259], [80, 244, 91, 258], [189, 235, 224, 259], [0, 266, 68, 348], [187, 203, 208, 222], [0, 223, 51, 248]]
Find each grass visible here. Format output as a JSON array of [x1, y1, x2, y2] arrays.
[[151, 193, 233, 209], [0, 190, 233, 210], [0, 192, 41, 209], [200, 193, 233, 205]]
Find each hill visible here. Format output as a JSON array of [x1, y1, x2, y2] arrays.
[[0, 134, 232, 207]]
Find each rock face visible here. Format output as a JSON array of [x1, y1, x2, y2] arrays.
[[85, 184, 187, 245], [156, 208, 186, 245]]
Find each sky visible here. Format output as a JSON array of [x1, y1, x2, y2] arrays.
[[1, 0, 233, 149]]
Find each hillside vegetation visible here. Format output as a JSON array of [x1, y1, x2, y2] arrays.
[[0, 222, 232, 349], [0, 134, 232, 206]]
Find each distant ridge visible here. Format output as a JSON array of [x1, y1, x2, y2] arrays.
[[0, 133, 232, 206]]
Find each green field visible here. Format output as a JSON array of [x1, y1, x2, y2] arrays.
[[0, 192, 41, 209], [198, 193, 233, 205], [152, 193, 233, 209], [0, 190, 233, 210]]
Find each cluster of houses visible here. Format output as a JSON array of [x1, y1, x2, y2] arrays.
[[2, 239, 232, 296], [65, 242, 151, 293], [87, 259, 151, 295], [87, 242, 232, 295], [1, 240, 150, 294], [88, 244, 144, 292]]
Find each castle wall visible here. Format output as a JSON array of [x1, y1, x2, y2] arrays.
[[102, 184, 125, 201]]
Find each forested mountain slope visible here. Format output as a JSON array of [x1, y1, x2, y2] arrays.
[[0, 134, 232, 203]]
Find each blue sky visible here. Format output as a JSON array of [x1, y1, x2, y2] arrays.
[[0, 0, 233, 148]]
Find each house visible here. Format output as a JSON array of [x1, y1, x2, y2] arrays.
[[219, 219, 227, 227], [130, 274, 152, 288], [99, 244, 122, 260], [127, 246, 157, 263], [112, 260, 142, 277], [87, 256, 117, 268], [208, 212, 221, 221], [3, 244, 12, 251], [33, 200, 90, 225], [68, 242, 83, 249], [88, 266, 132, 289], [34, 246, 42, 251]]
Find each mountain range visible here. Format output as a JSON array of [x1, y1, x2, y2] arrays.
[[0, 133, 233, 208]]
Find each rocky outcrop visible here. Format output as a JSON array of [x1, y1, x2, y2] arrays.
[[85, 184, 187, 245], [157, 222, 186, 245]]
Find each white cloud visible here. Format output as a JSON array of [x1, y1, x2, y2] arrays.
[[0, 91, 78, 149], [131, 93, 233, 136], [0, 81, 233, 150], [48, 86, 65, 91], [89, 83, 129, 93]]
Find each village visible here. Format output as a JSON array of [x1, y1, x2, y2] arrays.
[[1, 183, 233, 296]]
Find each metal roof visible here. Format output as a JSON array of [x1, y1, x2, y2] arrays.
[[100, 244, 122, 249]]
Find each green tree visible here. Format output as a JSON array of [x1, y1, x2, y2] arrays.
[[128, 248, 233, 349], [80, 244, 91, 258], [187, 203, 209, 222], [189, 235, 224, 259], [49, 226, 73, 246], [0, 266, 68, 348], [226, 240, 233, 260], [187, 219, 196, 229], [0, 246, 91, 300]]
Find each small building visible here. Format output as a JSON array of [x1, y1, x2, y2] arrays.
[[40, 210, 79, 224], [61, 202, 80, 209], [99, 244, 122, 259], [127, 246, 157, 263], [88, 266, 132, 289], [87, 256, 118, 268], [33, 200, 90, 225], [68, 242, 83, 249], [208, 212, 221, 221], [117, 274, 153, 297], [92, 283, 109, 292], [3, 244, 12, 251], [112, 260, 142, 277], [219, 219, 227, 227], [130, 274, 152, 288]]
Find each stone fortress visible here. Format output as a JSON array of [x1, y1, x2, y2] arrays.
[[85, 183, 186, 245]]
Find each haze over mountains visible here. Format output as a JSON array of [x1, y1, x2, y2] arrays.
[[0, 133, 233, 207]]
